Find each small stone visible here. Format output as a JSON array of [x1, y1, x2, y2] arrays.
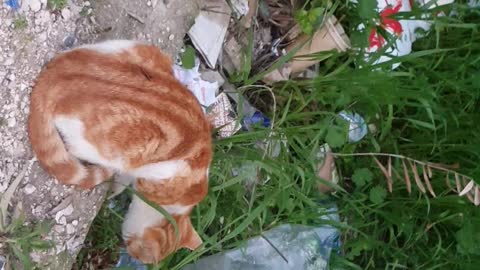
[[3, 58, 14, 66], [63, 35, 76, 48], [28, 0, 42, 12], [147, 0, 152, 6], [62, 204, 74, 216], [34, 205, 44, 214], [72, 220, 78, 226], [61, 8, 71, 20], [54, 225, 65, 233], [37, 32, 47, 42], [36, 10, 51, 25], [59, 216, 66, 225], [166, 26, 170, 32], [7, 118, 16, 127], [5, 19, 12, 27], [168, 34, 174, 41], [66, 224, 75, 234], [84, 1, 91, 7], [24, 184, 36, 194]]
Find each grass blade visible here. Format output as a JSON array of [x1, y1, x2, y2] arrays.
[[445, 172, 455, 192], [387, 156, 393, 193]]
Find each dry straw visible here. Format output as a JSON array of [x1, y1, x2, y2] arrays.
[[333, 153, 480, 206]]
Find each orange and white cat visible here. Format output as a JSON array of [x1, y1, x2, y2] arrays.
[[28, 40, 212, 263]]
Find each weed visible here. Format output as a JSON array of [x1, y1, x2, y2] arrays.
[[13, 16, 27, 30], [73, 194, 127, 270], [47, 0, 66, 10], [0, 214, 53, 269]]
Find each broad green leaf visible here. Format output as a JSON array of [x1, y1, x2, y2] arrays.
[[181, 45, 195, 69], [358, 0, 378, 19], [11, 245, 32, 270], [352, 168, 373, 187], [456, 220, 480, 255], [369, 185, 387, 204], [325, 126, 347, 148]]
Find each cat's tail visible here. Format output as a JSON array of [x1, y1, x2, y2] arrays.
[[28, 93, 112, 189]]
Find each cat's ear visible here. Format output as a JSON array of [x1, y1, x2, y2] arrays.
[[182, 226, 202, 250]]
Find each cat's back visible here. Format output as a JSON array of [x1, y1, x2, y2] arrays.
[[30, 40, 211, 167]]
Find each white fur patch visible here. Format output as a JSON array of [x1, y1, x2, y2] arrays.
[[162, 204, 192, 215], [122, 196, 192, 239], [129, 160, 188, 181], [108, 173, 135, 199], [54, 116, 124, 170], [122, 196, 164, 239], [76, 40, 140, 54]]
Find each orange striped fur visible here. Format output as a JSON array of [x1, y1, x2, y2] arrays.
[[28, 40, 212, 263]]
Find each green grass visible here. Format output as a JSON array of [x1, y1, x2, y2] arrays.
[[47, 0, 66, 10], [0, 215, 53, 269], [79, 1, 480, 269], [13, 16, 28, 30]]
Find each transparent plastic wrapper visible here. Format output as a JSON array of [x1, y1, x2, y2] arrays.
[[338, 111, 368, 142], [183, 207, 340, 270]]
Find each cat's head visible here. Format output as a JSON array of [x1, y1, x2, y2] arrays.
[[126, 214, 202, 264]]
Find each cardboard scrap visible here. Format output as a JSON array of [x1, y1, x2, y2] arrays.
[[188, 0, 231, 68], [262, 15, 350, 84], [206, 93, 241, 138], [230, 0, 250, 18]]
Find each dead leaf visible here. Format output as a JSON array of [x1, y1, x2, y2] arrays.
[[461, 177, 474, 203], [409, 160, 426, 193], [240, 0, 259, 28], [0, 160, 32, 230], [459, 179, 475, 196], [402, 159, 411, 194], [373, 157, 392, 193], [455, 173, 462, 193], [422, 165, 436, 197], [427, 165, 433, 178]]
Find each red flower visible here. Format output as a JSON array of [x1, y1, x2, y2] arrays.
[[368, 0, 405, 49]]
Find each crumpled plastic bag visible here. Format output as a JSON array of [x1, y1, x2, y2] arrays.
[[173, 59, 218, 111], [182, 206, 340, 270]]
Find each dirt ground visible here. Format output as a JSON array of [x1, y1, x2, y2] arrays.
[[0, 0, 199, 268]]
